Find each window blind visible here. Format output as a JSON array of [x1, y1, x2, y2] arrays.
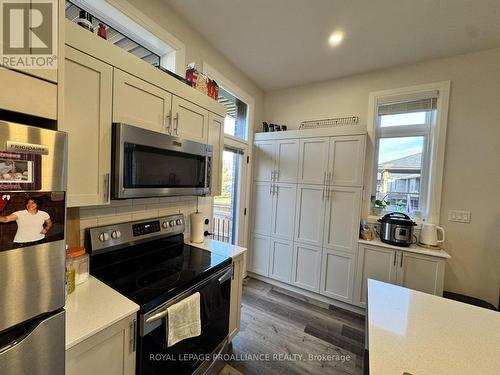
[[377, 91, 438, 116]]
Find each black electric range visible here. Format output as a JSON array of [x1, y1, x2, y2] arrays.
[[86, 214, 233, 375], [87, 213, 231, 312]]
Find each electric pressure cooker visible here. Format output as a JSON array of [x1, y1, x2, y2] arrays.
[[378, 212, 417, 247]]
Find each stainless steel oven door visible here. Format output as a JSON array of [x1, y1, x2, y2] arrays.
[[112, 123, 212, 199], [138, 266, 232, 375]]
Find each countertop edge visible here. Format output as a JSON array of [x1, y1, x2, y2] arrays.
[[358, 238, 451, 259]]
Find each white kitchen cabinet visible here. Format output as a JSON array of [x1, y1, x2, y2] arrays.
[[268, 239, 293, 283], [251, 182, 273, 236], [291, 243, 322, 292], [297, 137, 330, 185], [208, 113, 224, 196], [270, 183, 297, 240], [66, 313, 136, 375], [323, 186, 362, 253], [320, 249, 356, 303], [248, 233, 270, 276], [327, 136, 365, 186], [253, 140, 275, 182], [171, 95, 209, 143], [294, 184, 325, 247], [229, 252, 245, 342], [353, 243, 446, 307], [113, 68, 172, 133], [62, 46, 113, 207], [274, 139, 299, 183], [397, 252, 445, 296]]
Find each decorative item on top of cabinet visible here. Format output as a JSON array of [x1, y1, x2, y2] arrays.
[[62, 46, 112, 207]]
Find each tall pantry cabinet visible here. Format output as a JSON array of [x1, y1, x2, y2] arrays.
[[249, 128, 366, 305]]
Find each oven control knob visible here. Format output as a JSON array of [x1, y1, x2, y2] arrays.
[[162, 221, 169, 229], [176, 219, 182, 225], [111, 230, 121, 239], [169, 220, 176, 227], [98, 232, 110, 242]]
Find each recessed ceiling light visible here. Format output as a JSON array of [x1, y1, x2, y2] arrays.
[[328, 31, 344, 47]]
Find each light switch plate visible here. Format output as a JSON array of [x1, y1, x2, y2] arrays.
[[448, 210, 471, 223]]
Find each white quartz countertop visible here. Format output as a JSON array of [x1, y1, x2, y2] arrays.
[[64, 277, 139, 350], [186, 238, 247, 258], [367, 279, 500, 375], [359, 238, 451, 258]]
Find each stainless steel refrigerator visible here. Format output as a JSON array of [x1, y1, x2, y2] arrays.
[[0, 121, 67, 374]]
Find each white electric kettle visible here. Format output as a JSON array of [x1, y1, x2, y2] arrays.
[[419, 223, 445, 247]]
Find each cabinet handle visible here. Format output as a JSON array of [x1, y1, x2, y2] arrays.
[[328, 171, 332, 185], [323, 172, 327, 185], [271, 171, 274, 181], [174, 112, 179, 135], [400, 252, 404, 267], [275, 170, 279, 181], [232, 262, 235, 280], [269, 184, 272, 195], [394, 252, 397, 266], [130, 319, 137, 353], [165, 110, 172, 134], [103, 173, 110, 202], [275, 185, 279, 195]]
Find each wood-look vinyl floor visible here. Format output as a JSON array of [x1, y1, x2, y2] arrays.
[[225, 278, 365, 375]]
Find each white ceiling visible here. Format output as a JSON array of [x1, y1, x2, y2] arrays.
[[164, 0, 500, 91]]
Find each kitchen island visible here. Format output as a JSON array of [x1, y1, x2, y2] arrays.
[[367, 279, 500, 375]]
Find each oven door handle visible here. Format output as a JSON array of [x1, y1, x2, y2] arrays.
[[218, 268, 232, 284], [145, 309, 168, 324]]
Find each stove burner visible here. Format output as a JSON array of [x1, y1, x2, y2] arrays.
[[114, 262, 144, 278], [136, 268, 181, 289]]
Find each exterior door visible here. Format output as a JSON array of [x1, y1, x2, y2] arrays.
[[397, 252, 445, 296], [320, 249, 356, 303], [353, 245, 398, 307], [268, 239, 293, 283], [171, 95, 209, 143], [63, 46, 112, 207], [249, 234, 270, 276], [113, 68, 171, 133], [327, 135, 365, 186], [291, 243, 322, 292], [271, 183, 297, 240], [253, 140, 275, 182], [294, 184, 325, 247], [323, 187, 362, 253], [251, 182, 273, 236], [297, 137, 329, 184], [275, 139, 299, 183]]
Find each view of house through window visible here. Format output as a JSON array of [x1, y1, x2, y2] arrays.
[[218, 87, 249, 140], [373, 96, 437, 216]]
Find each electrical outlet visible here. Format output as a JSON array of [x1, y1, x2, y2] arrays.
[[448, 210, 471, 223]]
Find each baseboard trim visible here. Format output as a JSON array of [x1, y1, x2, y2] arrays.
[[247, 272, 365, 315]]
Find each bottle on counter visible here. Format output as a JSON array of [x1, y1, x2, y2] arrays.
[[66, 255, 75, 295]]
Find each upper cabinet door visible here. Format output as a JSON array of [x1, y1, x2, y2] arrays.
[[323, 186, 362, 253], [327, 135, 365, 186], [171, 96, 209, 143], [253, 140, 275, 182], [208, 113, 224, 196], [251, 182, 273, 236], [113, 68, 171, 133], [271, 183, 297, 241], [275, 139, 299, 183], [294, 184, 325, 247], [63, 47, 113, 207], [298, 138, 330, 185]]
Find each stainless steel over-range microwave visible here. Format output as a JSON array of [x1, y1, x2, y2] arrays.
[[112, 123, 212, 199]]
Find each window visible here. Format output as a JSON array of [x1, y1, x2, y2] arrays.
[[369, 82, 450, 223], [218, 86, 249, 141], [65, 0, 180, 72]]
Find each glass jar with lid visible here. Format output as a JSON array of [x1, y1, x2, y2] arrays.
[[68, 247, 89, 285]]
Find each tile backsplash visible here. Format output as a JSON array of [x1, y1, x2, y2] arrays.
[[78, 196, 213, 247]]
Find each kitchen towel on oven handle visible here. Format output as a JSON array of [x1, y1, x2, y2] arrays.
[[167, 292, 201, 347]]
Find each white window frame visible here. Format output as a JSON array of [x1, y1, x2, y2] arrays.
[[73, 0, 186, 73], [366, 81, 450, 224], [202, 62, 255, 248]]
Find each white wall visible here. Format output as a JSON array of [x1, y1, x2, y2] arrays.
[[264, 48, 500, 308]]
